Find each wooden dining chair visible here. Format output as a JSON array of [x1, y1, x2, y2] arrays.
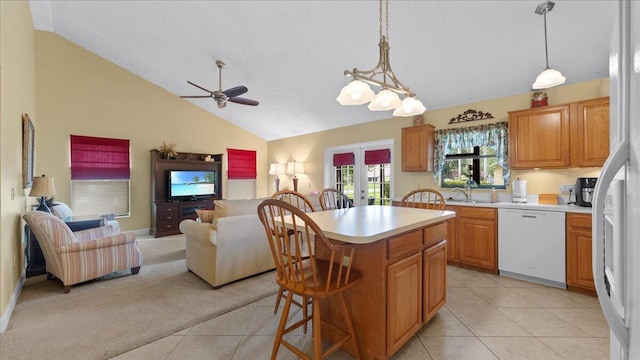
[[400, 188, 446, 210], [272, 190, 316, 213], [319, 188, 354, 210], [270, 189, 315, 315], [257, 199, 362, 359]]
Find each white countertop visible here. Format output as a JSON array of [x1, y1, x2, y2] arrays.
[[444, 200, 593, 214], [283, 205, 455, 244]]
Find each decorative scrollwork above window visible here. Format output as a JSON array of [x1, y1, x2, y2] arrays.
[[449, 109, 494, 124]]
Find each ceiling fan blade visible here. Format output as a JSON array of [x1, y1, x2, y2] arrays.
[[223, 86, 248, 98], [180, 95, 212, 98], [228, 97, 259, 106], [186, 81, 214, 94]]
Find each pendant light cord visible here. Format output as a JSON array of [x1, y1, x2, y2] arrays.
[[543, 11, 550, 69]]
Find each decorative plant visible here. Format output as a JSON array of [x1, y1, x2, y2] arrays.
[[158, 141, 177, 159]]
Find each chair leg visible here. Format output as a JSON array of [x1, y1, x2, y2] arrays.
[[339, 292, 361, 360], [312, 298, 322, 359], [131, 266, 141, 275], [302, 296, 309, 334], [272, 290, 293, 360], [274, 287, 284, 314]]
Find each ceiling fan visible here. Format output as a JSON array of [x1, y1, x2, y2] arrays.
[[180, 60, 259, 109]]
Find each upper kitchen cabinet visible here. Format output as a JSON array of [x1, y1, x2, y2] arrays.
[[508, 97, 610, 169], [402, 124, 435, 172], [508, 104, 571, 169], [572, 97, 610, 167]]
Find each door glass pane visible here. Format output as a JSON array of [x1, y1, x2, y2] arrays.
[[334, 165, 355, 202], [366, 163, 391, 205]]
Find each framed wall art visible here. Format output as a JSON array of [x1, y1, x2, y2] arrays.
[[22, 113, 35, 188]]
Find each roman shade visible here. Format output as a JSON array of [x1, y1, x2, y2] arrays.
[[333, 152, 355, 166], [364, 149, 391, 165], [227, 148, 257, 179]]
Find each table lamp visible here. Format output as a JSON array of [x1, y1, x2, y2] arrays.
[[286, 161, 305, 192], [29, 175, 57, 213], [268, 163, 286, 192]]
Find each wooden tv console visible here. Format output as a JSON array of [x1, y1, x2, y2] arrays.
[[149, 149, 222, 237]]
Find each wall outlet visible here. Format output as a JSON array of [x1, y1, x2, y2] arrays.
[[559, 184, 574, 193]]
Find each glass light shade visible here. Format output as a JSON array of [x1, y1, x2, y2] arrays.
[[29, 176, 57, 198], [287, 161, 305, 175], [268, 163, 285, 175], [532, 68, 566, 90], [336, 80, 375, 105], [368, 89, 402, 111], [393, 97, 427, 117]]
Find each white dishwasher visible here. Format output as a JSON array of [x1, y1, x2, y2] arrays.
[[498, 208, 566, 288]]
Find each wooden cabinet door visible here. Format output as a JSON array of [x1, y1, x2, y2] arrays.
[[424, 240, 447, 322], [445, 205, 458, 261], [457, 216, 497, 270], [574, 97, 610, 167], [566, 213, 595, 292], [508, 105, 570, 169], [387, 252, 422, 355], [401, 125, 434, 172]]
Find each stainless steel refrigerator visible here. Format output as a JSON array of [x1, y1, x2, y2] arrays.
[[593, 1, 639, 359]]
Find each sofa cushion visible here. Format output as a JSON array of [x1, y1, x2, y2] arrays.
[[214, 198, 267, 219], [196, 209, 215, 223]]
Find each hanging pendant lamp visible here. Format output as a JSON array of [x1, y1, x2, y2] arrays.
[[337, 0, 425, 117], [532, 1, 566, 90]]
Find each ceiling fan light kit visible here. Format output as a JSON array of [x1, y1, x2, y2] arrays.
[[532, 0, 566, 90], [180, 60, 259, 108], [337, 0, 425, 117]]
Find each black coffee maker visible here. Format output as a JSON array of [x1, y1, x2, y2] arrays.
[[575, 177, 598, 207]]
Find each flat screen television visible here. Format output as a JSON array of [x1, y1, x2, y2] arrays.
[[168, 170, 216, 200]]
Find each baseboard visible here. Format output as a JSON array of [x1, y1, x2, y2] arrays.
[[1, 269, 25, 333], [132, 228, 151, 236]]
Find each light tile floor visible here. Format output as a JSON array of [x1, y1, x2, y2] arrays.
[[112, 266, 609, 359]]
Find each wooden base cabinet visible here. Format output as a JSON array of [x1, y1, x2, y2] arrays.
[[318, 221, 448, 359], [454, 206, 498, 273], [566, 213, 596, 294]]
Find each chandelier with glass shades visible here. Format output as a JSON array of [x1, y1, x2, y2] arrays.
[[532, 0, 566, 90], [336, 0, 426, 117]]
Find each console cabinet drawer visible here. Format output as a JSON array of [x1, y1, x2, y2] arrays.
[[388, 230, 422, 262]]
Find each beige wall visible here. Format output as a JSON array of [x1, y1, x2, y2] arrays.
[[34, 32, 269, 232], [0, 1, 37, 327], [267, 78, 607, 198]]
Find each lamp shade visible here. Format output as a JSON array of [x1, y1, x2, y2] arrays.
[[393, 97, 427, 117], [368, 89, 402, 111], [268, 163, 286, 175], [29, 175, 57, 198], [532, 68, 566, 90], [336, 80, 376, 105], [287, 161, 305, 175]]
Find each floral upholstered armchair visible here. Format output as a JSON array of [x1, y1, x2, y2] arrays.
[[23, 211, 143, 293]]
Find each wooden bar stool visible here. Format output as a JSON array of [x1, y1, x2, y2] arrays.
[[400, 188, 446, 210], [258, 199, 361, 360]]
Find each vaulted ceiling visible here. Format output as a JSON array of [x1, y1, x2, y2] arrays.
[[29, 1, 616, 141]]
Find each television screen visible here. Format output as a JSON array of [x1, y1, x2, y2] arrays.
[[169, 170, 216, 199]]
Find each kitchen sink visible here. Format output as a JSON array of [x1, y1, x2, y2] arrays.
[[446, 198, 494, 204]]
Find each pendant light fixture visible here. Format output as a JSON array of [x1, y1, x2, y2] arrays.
[[337, 0, 425, 117], [532, 1, 566, 90]]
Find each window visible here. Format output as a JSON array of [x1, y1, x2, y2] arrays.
[[227, 148, 257, 179], [364, 149, 391, 205], [70, 135, 130, 217], [434, 122, 509, 189], [332, 152, 355, 200]]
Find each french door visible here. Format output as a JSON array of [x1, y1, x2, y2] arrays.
[[324, 140, 394, 207]]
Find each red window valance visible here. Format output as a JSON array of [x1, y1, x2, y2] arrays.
[[333, 152, 355, 166], [227, 148, 257, 179], [70, 135, 130, 180], [364, 149, 391, 165]]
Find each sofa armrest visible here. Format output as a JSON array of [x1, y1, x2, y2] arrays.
[[59, 232, 137, 253], [180, 219, 215, 245]]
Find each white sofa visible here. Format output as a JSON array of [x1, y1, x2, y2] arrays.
[[179, 198, 275, 289]]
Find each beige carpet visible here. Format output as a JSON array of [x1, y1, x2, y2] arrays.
[[0, 234, 278, 360]]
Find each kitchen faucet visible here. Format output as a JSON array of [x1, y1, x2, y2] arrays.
[[453, 187, 471, 202]]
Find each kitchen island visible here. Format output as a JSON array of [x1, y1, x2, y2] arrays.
[[288, 205, 455, 359]]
